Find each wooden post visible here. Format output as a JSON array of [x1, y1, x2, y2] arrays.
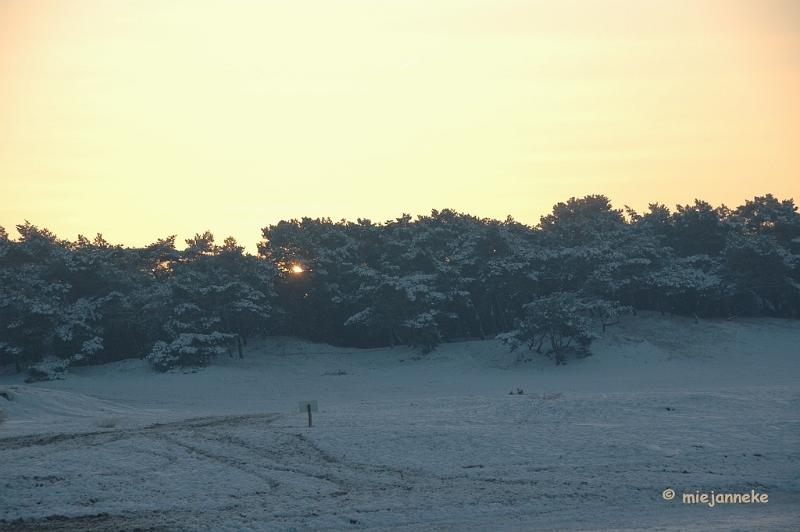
[[299, 400, 317, 426]]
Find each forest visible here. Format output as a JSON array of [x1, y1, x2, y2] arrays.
[[1, 194, 798, 377]]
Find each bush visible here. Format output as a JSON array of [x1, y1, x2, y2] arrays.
[[498, 292, 602, 365], [147, 332, 234, 372], [26, 356, 71, 382]]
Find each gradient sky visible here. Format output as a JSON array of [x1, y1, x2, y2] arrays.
[[1, 0, 798, 251]]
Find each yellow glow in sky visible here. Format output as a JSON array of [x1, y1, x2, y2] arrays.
[[1, 0, 798, 250]]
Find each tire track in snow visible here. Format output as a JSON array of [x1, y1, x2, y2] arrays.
[[0, 413, 281, 451]]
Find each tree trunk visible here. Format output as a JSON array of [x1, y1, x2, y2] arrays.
[[362, 326, 369, 349], [391, 326, 405, 347], [494, 293, 510, 332]]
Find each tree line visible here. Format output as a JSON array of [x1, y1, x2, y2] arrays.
[[1, 194, 798, 377]]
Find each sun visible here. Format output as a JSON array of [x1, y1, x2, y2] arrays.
[[291, 265, 304, 273]]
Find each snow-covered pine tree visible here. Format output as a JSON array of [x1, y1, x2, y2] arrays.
[[498, 292, 600, 365], [146, 232, 275, 370], [720, 233, 799, 316], [0, 224, 115, 378]]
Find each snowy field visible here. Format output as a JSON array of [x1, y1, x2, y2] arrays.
[[1, 313, 799, 531]]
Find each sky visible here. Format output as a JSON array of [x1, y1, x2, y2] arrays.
[[1, 0, 798, 251]]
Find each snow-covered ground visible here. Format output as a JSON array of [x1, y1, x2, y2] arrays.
[[1, 312, 798, 530]]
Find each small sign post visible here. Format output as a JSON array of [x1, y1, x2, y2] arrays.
[[299, 400, 318, 427]]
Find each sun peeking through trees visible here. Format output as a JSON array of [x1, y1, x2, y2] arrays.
[[1, 194, 799, 376]]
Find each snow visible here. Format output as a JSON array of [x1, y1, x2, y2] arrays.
[[1, 312, 799, 530]]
